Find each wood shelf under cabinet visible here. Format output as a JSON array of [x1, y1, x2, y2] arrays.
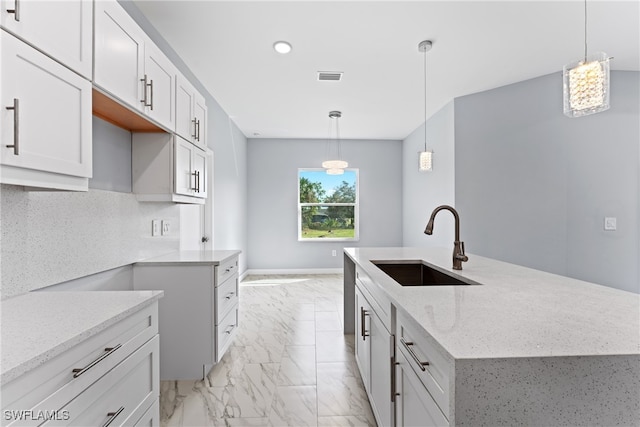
[[92, 88, 165, 133]]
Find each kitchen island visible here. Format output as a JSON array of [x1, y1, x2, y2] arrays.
[[344, 247, 640, 426]]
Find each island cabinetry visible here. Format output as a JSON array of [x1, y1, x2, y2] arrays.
[[0, 30, 92, 191], [354, 267, 394, 427], [133, 253, 240, 380], [1, 302, 160, 427], [395, 308, 451, 426], [132, 132, 208, 204]]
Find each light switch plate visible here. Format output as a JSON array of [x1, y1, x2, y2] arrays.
[[152, 219, 160, 236], [162, 220, 171, 236], [604, 217, 617, 231]]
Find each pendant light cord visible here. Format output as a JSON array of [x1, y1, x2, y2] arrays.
[[584, 0, 588, 62], [423, 43, 428, 152]]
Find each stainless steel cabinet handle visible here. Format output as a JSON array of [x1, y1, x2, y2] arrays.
[[72, 344, 122, 378], [225, 324, 236, 334], [225, 292, 235, 300], [192, 118, 197, 139], [5, 98, 19, 155], [140, 75, 151, 107], [400, 338, 429, 371], [149, 79, 154, 110], [225, 265, 234, 273], [390, 334, 396, 403], [6, 0, 19, 21], [191, 171, 199, 192], [195, 119, 201, 141], [360, 307, 369, 341], [102, 406, 124, 427]]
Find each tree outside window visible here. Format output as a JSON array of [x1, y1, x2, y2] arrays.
[[298, 169, 359, 241]]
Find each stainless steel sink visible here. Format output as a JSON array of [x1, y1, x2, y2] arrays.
[[372, 260, 476, 286]]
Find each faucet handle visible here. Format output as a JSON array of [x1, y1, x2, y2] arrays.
[[456, 241, 469, 262]]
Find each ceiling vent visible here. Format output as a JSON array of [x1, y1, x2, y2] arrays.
[[317, 71, 343, 82]]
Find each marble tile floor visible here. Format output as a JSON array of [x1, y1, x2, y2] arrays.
[[159, 274, 377, 427]]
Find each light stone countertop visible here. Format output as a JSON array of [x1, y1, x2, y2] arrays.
[[344, 247, 640, 360], [0, 290, 163, 385], [134, 250, 240, 266]]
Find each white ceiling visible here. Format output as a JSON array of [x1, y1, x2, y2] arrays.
[[133, 0, 640, 140]]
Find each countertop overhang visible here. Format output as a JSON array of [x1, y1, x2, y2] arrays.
[[344, 247, 640, 360]]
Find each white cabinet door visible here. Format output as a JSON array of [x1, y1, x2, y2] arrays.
[[193, 92, 207, 147], [1, 31, 91, 178], [355, 287, 371, 389], [175, 74, 196, 142], [144, 41, 176, 130], [395, 349, 449, 427], [0, 0, 93, 78], [192, 146, 207, 199], [94, 0, 145, 111], [176, 73, 207, 147], [174, 137, 193, 197], [370, 314, 393, 427]]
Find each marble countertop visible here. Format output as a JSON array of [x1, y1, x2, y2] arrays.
[[344, 247, 640, 360], [0, 290, 163, 385], [134, 250, 241, 266]]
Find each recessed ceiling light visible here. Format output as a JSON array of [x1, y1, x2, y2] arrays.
[[273, 41, 292, 54]]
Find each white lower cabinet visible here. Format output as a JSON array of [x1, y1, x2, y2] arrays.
[[133, 255, 240, 380], [395, 349, 449, 427], [1, 303, 160, 427], [0, 30, 92, 191], [354, 272, 393, 427], [132, 132, 208, 204]]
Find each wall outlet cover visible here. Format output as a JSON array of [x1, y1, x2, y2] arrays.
[[604, 217, 617, 231], [152, 219, 160, 236]]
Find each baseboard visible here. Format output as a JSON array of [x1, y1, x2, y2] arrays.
[[245, 268, 343, 276]]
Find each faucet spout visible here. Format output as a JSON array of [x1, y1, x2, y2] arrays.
[[423, 205, 469, 270]]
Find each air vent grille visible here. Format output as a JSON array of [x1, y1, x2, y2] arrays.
[[318, 72, 343, 81]]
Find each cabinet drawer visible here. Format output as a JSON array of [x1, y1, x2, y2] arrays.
[[396, 309, 451, 417], [215, 305, 238, 363], [2, 304, 158, 426], [216, 257, 238, 286], [43, 335, 159, 426], [215, 274, 238, 324]]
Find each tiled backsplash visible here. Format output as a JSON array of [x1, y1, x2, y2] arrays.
[[0, 185, 180, 299]]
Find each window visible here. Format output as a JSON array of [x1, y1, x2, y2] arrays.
[[298, 169, 359, 241]]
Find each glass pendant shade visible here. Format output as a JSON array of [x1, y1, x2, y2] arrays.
[[326, 168, 345, 175], [563, 53, 610, 118], [322, 159, 348, 169], [419, 150, 433, 172]]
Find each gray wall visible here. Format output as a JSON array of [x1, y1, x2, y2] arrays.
[[121, 1, 249, 273], [402, 101, 456, 248], [247, 138, 403, 270], [90, 117, 132, 192], [454, 71, 639, 293]]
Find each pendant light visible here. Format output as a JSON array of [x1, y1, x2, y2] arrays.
[[322, 110, 348, 174], [418, 40, 433, 172], [563, 0, 611, 118]]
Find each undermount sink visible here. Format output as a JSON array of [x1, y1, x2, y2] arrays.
[[372, 260, 476, 286]]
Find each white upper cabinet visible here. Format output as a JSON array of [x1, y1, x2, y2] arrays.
[[0, 0, 93, 78], [0, 31, 92, 190], [94, 0, 146, 113], [94, 0, 177, 131], [143, 41, 177, 130], [176, 74, 207, 148]]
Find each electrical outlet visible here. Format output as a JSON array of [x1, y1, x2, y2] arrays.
[[162, 220, 171, 236], [152, 219, 160, 236], [604, 217, 617, 231], [332, 250, 337, 257]]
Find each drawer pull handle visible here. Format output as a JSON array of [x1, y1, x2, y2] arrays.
[[102, 406, 124, 427], [6, 0, 19, 21], [5, 98, 19, 155], [360, 307, 370, 341], [401, 338, 429, 371], [225, 265, 234, 273], [72, 344, 122, 378], [225, 292, 235, 300], [225, 324, 236, 334]]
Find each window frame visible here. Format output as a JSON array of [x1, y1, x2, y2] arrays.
[[297, 168, 360, 242]]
